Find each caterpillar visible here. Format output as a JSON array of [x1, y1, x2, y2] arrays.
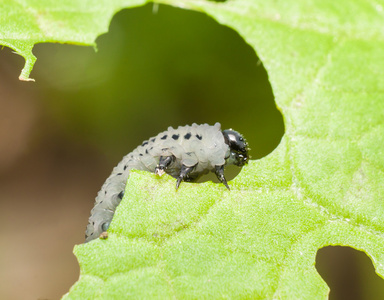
[[85, 122, 249, 242]]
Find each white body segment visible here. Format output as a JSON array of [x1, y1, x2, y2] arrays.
[[85, 123, 230, 242]]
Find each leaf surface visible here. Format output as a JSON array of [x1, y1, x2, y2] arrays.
[[59, 0, 384, 298], [2, 0, 384, 298], [0, 0, 146, 80]]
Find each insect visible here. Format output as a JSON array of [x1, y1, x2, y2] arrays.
[[85, 123, 249, 242]]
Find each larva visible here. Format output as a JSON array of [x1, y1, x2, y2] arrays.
[[85, 122, 249, 242]]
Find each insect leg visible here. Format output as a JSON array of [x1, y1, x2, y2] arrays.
[[101, 221, 110, 231], [215, 165, 230, 190], [155, 155, 175, 176], [176, 164, 195, 190]]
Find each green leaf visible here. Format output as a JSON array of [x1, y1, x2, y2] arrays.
[[0, 0, 146, 80], [2, 0, 383, 298]]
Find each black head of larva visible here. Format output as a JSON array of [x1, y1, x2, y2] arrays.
[[222, 129, 249, 166]]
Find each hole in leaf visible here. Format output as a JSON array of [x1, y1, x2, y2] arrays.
[[34, 3, 284, 183], [316, 246, 384, 300]]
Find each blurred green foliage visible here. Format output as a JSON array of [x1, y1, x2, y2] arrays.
[[33, 4, 284, 162]]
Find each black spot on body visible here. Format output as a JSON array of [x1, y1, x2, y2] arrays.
[[123, 165, 127, 170], [142, 141, 148, 147], [196, 134, 202, 140], [139, 153, 143, 156], [145, 149, 149, 154], [117, 173, 122, 176], [150, 138, 156, 143], [184, 133, 191, 139], [118, 191, 124, 199], [161, 134, 168, 140], [172, 134, 179, 140]]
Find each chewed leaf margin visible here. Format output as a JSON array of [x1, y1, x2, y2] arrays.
[[0, 0, 147, 80]]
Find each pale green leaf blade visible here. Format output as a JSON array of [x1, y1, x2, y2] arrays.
[[2, 0, 381, 298], [0, 0, 147, 80], [62, 0, 384, 298]]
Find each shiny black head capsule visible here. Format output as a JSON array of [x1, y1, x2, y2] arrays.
[[222, 129, 249, 166]]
